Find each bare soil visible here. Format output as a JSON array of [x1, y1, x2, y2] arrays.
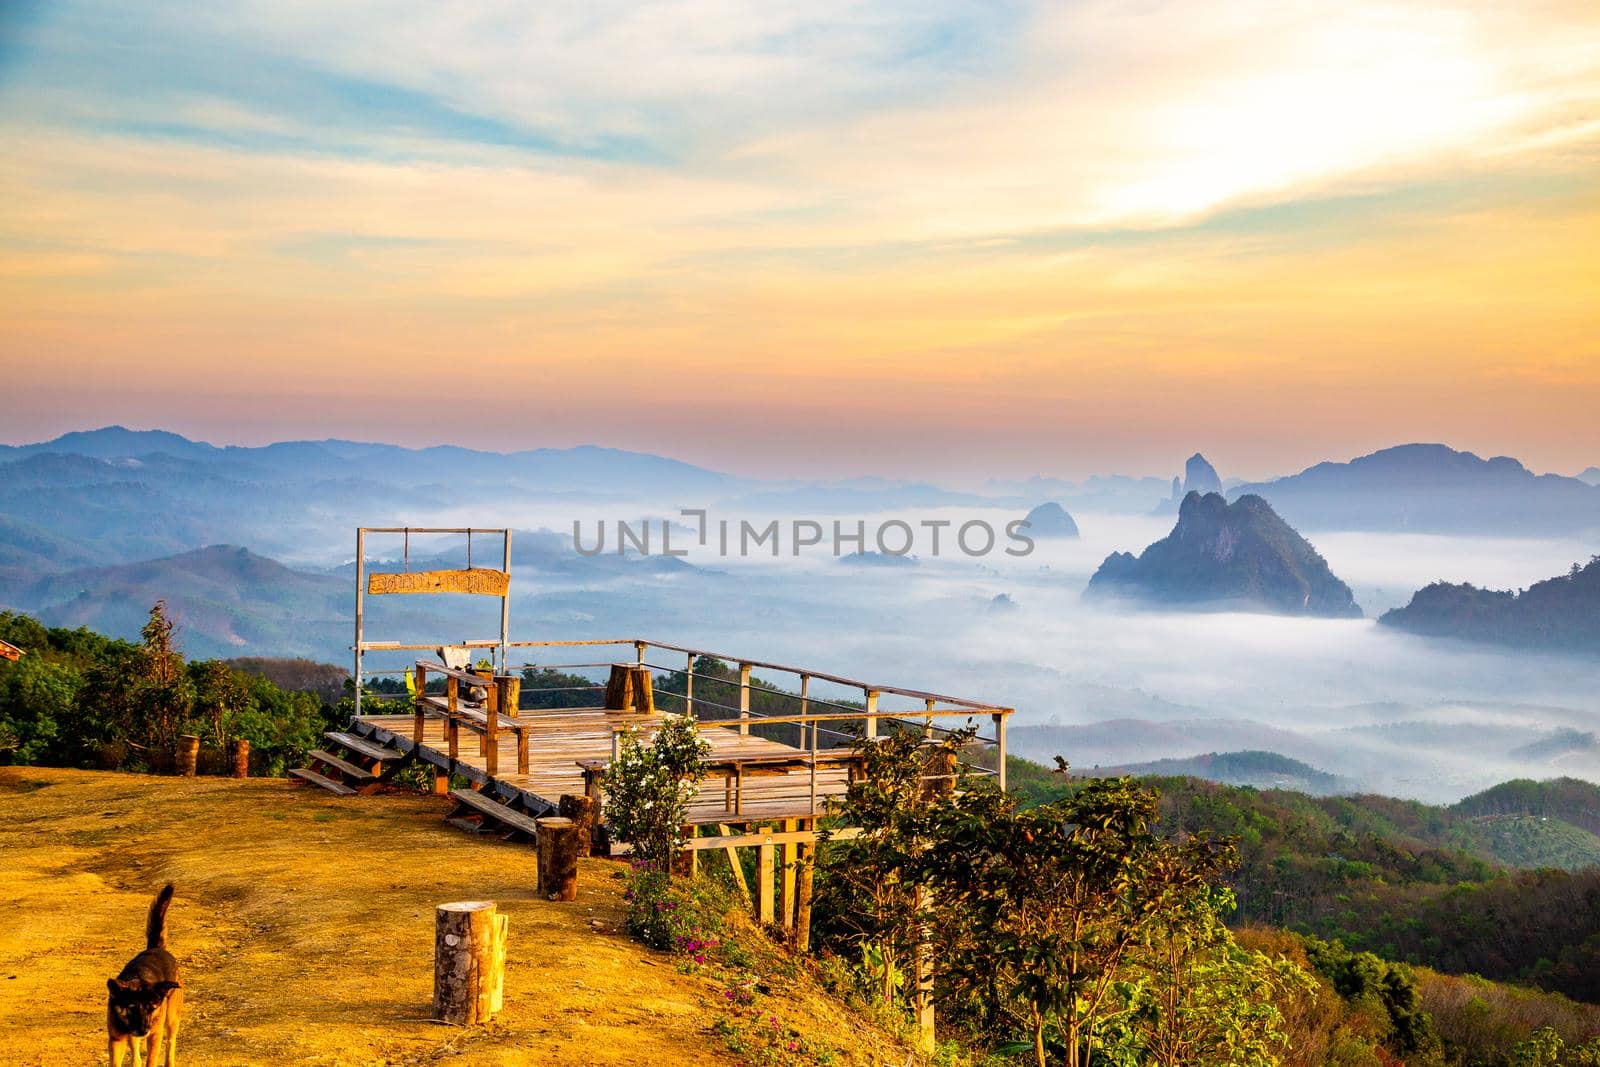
[[0, 766, 909, 1066]]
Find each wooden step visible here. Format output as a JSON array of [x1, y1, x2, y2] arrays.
[[325, 731, 403, 763], [447, 788, 543, 839], [289, 767, 356, 796], [307, 749, 377, 784]]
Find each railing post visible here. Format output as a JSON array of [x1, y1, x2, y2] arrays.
[[484, 675, 499, 777], [808, 677, 819, 816], [413, 664, 426, 746], [738, 662, 751, 736], [924, 698, 935, 740], [353, 528, 365, 718], [994, 712, 1007, 792], [635, 641, 646, 668], [685, 651, 694, 718], [864, 689, 879, 740]]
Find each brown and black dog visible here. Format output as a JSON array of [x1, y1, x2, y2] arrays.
[[106, 883, 183, 1067]]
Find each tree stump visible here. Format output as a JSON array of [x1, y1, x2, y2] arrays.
[[603, 665, 635, 711], [536, 817, 580, 901], [432, 901, 506, 1024], [177, 735, 200, 777], [558, 794, 595, 858], [229, 738, 250, 778]]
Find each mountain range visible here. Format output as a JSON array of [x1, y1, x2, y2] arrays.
[[1232, 443, 1600, 534], [1086, 491, 1362, 616]]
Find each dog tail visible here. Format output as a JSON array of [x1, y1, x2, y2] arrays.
[[146, 884, 175, 949]]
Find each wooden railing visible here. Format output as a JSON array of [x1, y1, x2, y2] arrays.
[[359, 637, 1014, 790]]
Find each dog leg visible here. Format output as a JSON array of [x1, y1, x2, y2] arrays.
[[109, 1036, 125, 1067]]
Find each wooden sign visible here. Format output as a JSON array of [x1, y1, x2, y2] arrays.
[[368, 568, 510, 596], [0, 638, 22, 662]]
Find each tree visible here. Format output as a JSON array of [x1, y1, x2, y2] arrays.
[[603, 713, 710, 874], [190, 660, 246, 749], [921, 777, 1235, 1067], [1098, 886, 1317, 1066], [817, 723, 974, 1007]]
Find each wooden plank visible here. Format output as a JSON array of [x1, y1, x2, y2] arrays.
[[288, 767, 356, 796], [781, 818, 797, 930], [682, 826, 860, 850], [306, 749, 377, 783], [757, 833, 775, 925], [368, 569, 510, 596], [718, 824, 751, 906], [324, 731, 403, 763], [448, 788, 543, 838]]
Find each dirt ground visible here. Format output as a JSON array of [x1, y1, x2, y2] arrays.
[[0, 766, 848, 1066]]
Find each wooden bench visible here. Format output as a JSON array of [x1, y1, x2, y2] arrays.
[[412, 661, 530, 775], [446, 787, 543, 841]]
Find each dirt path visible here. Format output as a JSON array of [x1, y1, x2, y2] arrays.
[[0, 766, 743, 1066]]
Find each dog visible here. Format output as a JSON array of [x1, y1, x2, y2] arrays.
[[106, 884, 183, 1067]]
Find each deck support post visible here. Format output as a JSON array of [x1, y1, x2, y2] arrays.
[[793, 839, 815, 952], [780, 818, 798, 929], [757, 828, 775, 924], [914, 886, 935, 1053], [446, 676, 460, 766], [718, 824, 751, 905]]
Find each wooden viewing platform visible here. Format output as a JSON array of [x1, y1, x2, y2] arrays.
[[329, 526, 1014, 938]]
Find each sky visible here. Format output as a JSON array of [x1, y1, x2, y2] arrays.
[[1, 1, 1597, 481]]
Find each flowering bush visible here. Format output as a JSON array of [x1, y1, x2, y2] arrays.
[[623, 861, 725, 965], [604, 712, 710, 873]]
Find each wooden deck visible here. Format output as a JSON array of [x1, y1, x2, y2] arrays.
[[352, 709, 856, 826]]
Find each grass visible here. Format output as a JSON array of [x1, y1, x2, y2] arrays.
[[0, 765, 917, 1066]]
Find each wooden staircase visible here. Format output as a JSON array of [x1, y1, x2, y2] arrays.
[[289, 728, 407, 796]]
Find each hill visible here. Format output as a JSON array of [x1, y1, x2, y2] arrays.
[[1085, 491, 1362, 616], [1231, 443, 1600, 534], [1089, 749, 1350, 794], [0, 766, 912, 1066], [1577, 466, 1600, 486], [1378, 557, 1600, 657], [0, 546, 348, 660], [1019, 501, 1079, 538]]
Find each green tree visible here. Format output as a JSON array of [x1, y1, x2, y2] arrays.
[[921, 777, 1234, 1067]]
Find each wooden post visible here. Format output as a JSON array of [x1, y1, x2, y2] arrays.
[[413, 664, 426, 746], [489, 911, 508, 1015], [177, 735, 200, 777], [558, 794, 594, 858], [604, 664, 634, 711], [738, 662, 751, 736], [684, 651, 694, 717], [757, 829, 775, 924], [718, 824, 751, 906], [630, 667, 654, 714], [432, 767, 450, 796], [793, 840, 816, 952], [780, 818, 797, 930], [432, 901, 503, 1024], [864, 690, 879, 740], [537, 817, 580, 901], [446, 676, 460, 765], [913, 886, 935, 1053], [484, 675, 499, 777], [229, 738, 250, 778], [994, 712, 1007, 792]]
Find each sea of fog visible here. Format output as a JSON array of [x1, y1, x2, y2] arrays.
[[359, 504, 1599, 804]]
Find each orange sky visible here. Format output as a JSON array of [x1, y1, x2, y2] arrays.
[[1, 2, 1597, 479]]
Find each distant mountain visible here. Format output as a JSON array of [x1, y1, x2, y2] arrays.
[[1231, 443, 1600, 534], [839, 550, 917, 568], [1578, 466, 1600, 487], [1090, 750, 1349, 795], [1086, 491, 1362, 617], [0, 545, 348, 660], [1455, 777, 1600, 837], [1020, 502, 1079, 538], [1154, 452, 1224, 514], [1379, 557, 1600, 657]]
